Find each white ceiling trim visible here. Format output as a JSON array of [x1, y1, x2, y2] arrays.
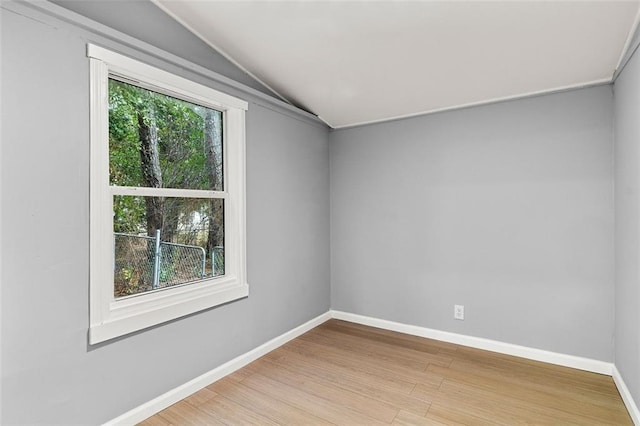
[[150, 0, 292, 106], [330, 77, 612, 130], [615, 6, 640, 72]]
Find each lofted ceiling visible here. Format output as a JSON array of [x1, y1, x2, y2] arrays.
[[153, 1, 640, 129]]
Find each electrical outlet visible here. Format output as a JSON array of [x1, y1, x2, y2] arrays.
[[454, 305, 465, 320]]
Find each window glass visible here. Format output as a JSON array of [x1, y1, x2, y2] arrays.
[[109, 78, 224, 191], [113, 196, 224, 298]]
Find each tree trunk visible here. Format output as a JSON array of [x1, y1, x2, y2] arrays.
[[204, 110, 224, 261], [137, 111, 164, 236], [161, 198, 179, 243]]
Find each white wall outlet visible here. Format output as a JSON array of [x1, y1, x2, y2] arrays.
[[454, 304, 465, 320]]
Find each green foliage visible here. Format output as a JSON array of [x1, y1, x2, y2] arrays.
[[109, 80, 146, 233], [110, 78, 225, 297], [108, 79, 222, 234]]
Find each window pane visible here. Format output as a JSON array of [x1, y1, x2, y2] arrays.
[[108, 78, 223, 191], [113, 196, 225, 298]]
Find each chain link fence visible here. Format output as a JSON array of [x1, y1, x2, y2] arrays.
[[114, 232, 215, 298], [211, 245, 224, 277]]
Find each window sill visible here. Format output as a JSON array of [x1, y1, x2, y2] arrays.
[[89, 279, 248, 344]]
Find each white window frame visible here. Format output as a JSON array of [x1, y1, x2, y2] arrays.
[[88, 44, 248, 344]]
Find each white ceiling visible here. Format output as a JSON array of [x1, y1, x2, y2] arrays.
[[154, 1, 640, 129]]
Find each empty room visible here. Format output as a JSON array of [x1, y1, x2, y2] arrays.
[[2, 0, 640, 424]]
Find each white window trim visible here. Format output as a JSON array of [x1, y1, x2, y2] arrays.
[[88, 44, 248, 344]]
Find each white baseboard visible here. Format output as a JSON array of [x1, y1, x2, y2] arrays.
[[104, 311, 331, 426], [106, 309, 632, 425], [330, 310, 613, 375], [613, 365, 640, 425]]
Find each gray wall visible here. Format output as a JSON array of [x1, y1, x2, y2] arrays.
[[51, 0, 276, 97], [1, 5, 329, 425], [0, 0, 630, 424], [330, 86, 615, 361], [614, 44, 640, 408]]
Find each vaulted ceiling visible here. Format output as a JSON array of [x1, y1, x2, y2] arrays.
[[153, 1, 640, 128]]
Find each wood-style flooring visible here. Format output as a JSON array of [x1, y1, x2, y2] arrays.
[[140, 319, 632, 425]]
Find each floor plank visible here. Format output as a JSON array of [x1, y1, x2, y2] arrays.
[[208, 377, 331, 425], [250, 359, 398, 422], [197, 394, 279, 425], [156, 401, 224, 426], [141, 319, 632, 425], [393, 409, 449, 426], [258, 351, 431, 416]]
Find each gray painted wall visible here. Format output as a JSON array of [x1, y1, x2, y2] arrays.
[[330, 86, 615, 361], [1, 0, 631, 423], [51, 0, 277, 97], [1, 7, 329, 425], [614, 44, 640, 409]]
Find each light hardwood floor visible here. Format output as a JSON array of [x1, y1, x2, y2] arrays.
[[140, 319, 632, 425]]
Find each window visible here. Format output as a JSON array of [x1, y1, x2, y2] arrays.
[[89, 45, 248, 344]]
